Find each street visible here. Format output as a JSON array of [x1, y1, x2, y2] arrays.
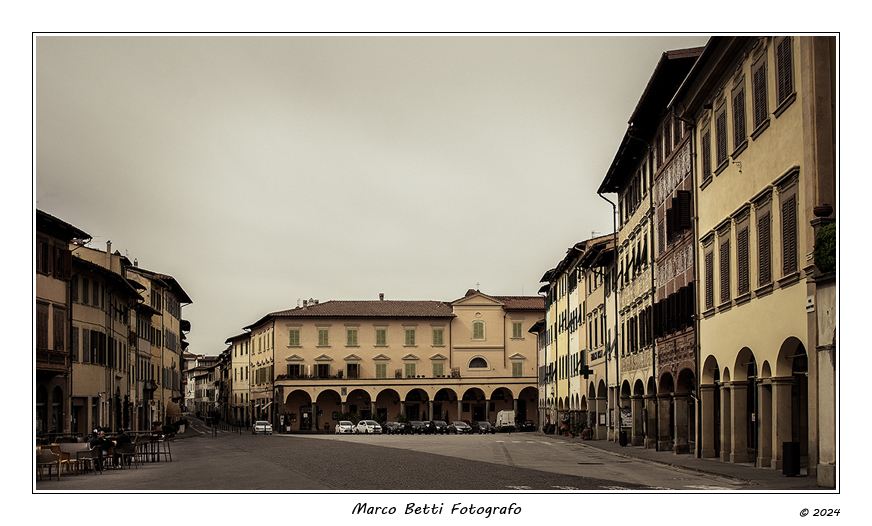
[[36, 427, 786, 492]]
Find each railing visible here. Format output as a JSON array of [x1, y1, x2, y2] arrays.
[[35, 349, 69, 372], [275, 372, 462, 381]]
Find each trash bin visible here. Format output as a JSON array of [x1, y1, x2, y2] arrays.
[[782, 441, 800, 477], [619, 430, 628, 447]]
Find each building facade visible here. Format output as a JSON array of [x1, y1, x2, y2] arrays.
[[671, 36, 837, 486], [231, 290, 542, 432]]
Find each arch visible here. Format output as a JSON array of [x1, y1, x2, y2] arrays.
[[733, 347, 757, 381], [634, 378, 647, 397], [759, 361, 773, 379], [596, 379, 607, 399], [676, 368, 696, 394], [701, 355, 720, 385], [776, 336, 807, 377], [468, 356, 489, 369], [658, 372, 675, 395], [580, 395, 588, 411]]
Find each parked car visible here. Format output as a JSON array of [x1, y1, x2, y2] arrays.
[[252, 420, 273, 435], [382, 422, 403, 434], [355, 420, 383, 434], [519, 420, 537, 432], [474, 421, 496, 434], [429, 420, 449, 434], [335, 420, 355, 434], [448, 421, 472, 434], [408, 421, 426, 434]]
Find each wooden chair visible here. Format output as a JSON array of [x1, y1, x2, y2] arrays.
[[155, 436, 172, 462], [36, 448, 60, 481], [47, 444, 75, 475], [76, 448, 102, 474], [116, 443, 138, 469]]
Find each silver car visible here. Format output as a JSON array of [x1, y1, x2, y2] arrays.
[[354, 420, 382, 434]]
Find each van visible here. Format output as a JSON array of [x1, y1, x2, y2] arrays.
[[495, 410, 516, 432]]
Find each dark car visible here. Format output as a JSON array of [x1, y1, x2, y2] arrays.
[[474, 421, 496, 434], [382, 422, 403, 435], [429, 420, 449, 434], [448, 421, 472, 434], [409, 421, 426, 434], [520, 420, 537, 432]]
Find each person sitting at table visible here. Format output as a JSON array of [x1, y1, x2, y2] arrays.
[[112, 428, 132, 465], [88, 429, 114, 469]]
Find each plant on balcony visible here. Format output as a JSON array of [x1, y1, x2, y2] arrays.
[[814, 221, 836, 274]]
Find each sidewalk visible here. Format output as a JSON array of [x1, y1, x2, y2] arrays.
[[547, 432, 830, 491]]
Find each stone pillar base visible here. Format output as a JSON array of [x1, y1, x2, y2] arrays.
[[673, 443, 690, 455], [817, 464, 836, 488], [730, 452, 750, 463], [700, 448, 717, 458], [645, 438, 657, 449], [758, 455, 772, 469]]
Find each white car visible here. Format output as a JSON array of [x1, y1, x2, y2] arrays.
[[335, 420, 355, 434], [354, 420, 382, 434], [252, 420, 273, 435]]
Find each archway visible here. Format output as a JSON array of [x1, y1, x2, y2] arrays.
[[316, 389, 343, 432], [461, 388, 486, 422], [674, 368, 696, 454], [732, 348, 757, 464], [284, 389, 313, 431]]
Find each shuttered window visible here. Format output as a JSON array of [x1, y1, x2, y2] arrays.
[[71, 327, 79, 362], [776, 36, 794, 105], [752, 58, 768, 129], [782, 194, 798, 275], [677, 191, 692, 230], [715, 103, 728, 167], [758, 212, 772, 286], [53, 307, 65, 351], [346, 328, 358, 346], [404, 328, 416, 346], [375, 328, 387, 346], [375, 363, 386, 379], [701, 125, 712, 183], [732, 82, 747, 148], [658, 219, 665, 254], [317, 328, 329, 346], [737, 226, 750, 295], [288, 329, 300, 346], [705, 251, 715, 310], [433, 327, 444, 345], [720, 238, 731, 304], [37, 303, 49, 349]]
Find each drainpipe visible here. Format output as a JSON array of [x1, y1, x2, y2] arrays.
[[599, 193, 619, 441]]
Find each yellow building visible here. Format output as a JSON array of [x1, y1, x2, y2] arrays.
[[672, 36, 836, 486], [234, 290, 542, 432]]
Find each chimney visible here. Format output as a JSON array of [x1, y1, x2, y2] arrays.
[[303, 300, 308, 308], [107, 240, 112, 253], [379, 293, 384, 301]]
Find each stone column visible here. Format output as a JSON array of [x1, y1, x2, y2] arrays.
[[631, 395, 644, 446], [457, 400, 463, 422], [817, 344, 836, 487], [400, 401, 405, 418], [644, 394, 657, 449], [729, 381, 749, 464], [720, 383, 732, 462], [699, 384, 717, 458], [771, 377, 794, 470], [757, 380, 773, 468], [371, 401, 376, 418], [594, 397, 606, 440], [673, 393, 690, 454], [311, 402, 318, 431], [657, 394, 673, 451]]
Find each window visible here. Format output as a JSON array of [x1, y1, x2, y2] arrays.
[[316, 364, 330, 378], [737, 224, 750, 296], [719, 231, 731, 305], [700, 121, 712, 185], [53, 306, 65, 351], [512, 321, 523, 339], [346, 363, 360, 379], [782, 193, 798, 275], [36, 303, 49, 350], [432, 327, 444, 346], [375, 363, 387, 379], [317, 328, 329, 347], [752, 55, 769, 130], [469, 357, 488, 369], [432, 362, 444, 377], [758, 210, 772, 286], [404, 328, 416, 346], [704, 247, 715, 311], [714, 101, 728, 170], [512, 362, 523, 377], [404, 363, 416, 378], [775, 36, 794, 107], [375, 328, 387, 346], [346, 327, 358, 346], [288, 328, 300, 347], [732, 79, 747, 152], [472, 321, 485, 340]]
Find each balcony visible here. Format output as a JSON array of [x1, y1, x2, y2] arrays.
[[36, 348, 69, 374]]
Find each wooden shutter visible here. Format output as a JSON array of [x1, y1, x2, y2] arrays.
[[715, 106, 728, 166], [686, 281, 695, 327], [701, 128, 712, 181], [36, 304, 49, 349], [705, 251, 714, 310], [720, 238, 731, 303], [776, 36, 793, 104], [53, 307, 65, 351], [758, 212, 772, 285], [677, 191, 692, 230], [737, 226, 750, 295], [752, 61, 767, 128], [733, 85, 746, 146], [782, 194, 798, 274]]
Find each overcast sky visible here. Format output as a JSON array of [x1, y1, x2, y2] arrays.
[[35, 35, 711, 355]]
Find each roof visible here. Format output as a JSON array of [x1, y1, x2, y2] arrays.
[[598, 47, 704, 194], [128, 266, 193, 304], [36, 209, 90, 242]]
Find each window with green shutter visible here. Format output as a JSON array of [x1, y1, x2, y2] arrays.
[[432, 362, 444, 377], [375, 328, 387, 346], [375, 363, 386, 379], [346, 328, 358, 346], [512, 321, 523, 339], [404, 328, 416, 346], [512, 362, 523, 377], [288, 329, 300, 347], [432, 327, 444, 346], [317, 328, 329, 347], [404, 363, 416, 378], [472, 321, 485, 340]]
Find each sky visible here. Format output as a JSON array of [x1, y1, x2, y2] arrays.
[[34, 35, 712, 355]]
